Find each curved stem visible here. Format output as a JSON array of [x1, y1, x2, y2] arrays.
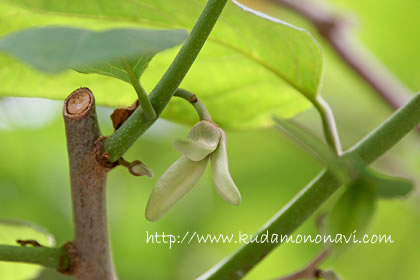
[[174, 88, 212, 121], [0, 245, 69, 270], [104, 0, 229, 162], [200, 92, 420, 279], [313, 96, 342, 155], [121, 58, 156, 120]]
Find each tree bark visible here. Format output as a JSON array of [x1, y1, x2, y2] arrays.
[[63, 88, 117, 280]]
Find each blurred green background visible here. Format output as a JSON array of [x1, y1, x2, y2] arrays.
[[1, 0, 420, 279]]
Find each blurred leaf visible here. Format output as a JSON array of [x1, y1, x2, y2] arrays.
[[0, 220, 55, 280], [274, 117, 330, 163], [0, 26, 187, 82], [328, 178, 376, 239], [365, 169, 414, 199], [0, 0, 322, 129], [274, 117, 351, 183]]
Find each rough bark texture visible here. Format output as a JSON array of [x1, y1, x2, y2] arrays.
[[63, 88, 117, 280]]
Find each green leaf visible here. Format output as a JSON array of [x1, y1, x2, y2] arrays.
[[0, 0, 322, 129], [274, 117, 331, 163], [0, 26, 187, 82], [0, 220, 55, 280], [364, 169, 414, 199], [328, 178, 376, 239], [74, 54, 155, 84], [273, 117, 352, 184]]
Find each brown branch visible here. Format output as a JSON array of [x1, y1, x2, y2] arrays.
[[271, 0, 420, 131], [63, 88, 117, 280], [274, 249, 330, 280]]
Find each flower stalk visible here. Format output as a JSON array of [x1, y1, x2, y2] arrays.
[[174, 88, 212, 121]]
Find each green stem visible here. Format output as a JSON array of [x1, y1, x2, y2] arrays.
[[174, 88, 212, 121], [200, 92, 420, 280], [313, 96, 342, 155], [121, 58, 156, 120], [347, 93, 420, 163], [104, 0, 229, 162], [0, 245, 70, 271]]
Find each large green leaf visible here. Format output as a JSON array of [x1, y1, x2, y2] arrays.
[[0, 0, 322, 128], [75, 54, 154, 84], [0, 26, 187, 82], [0, 220, 55, 280]]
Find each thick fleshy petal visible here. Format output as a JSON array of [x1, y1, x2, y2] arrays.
[[145, 156, 209, 221], [173, 138, 216, 161], [173, 120, 221, 161], [210, 131, 241, 205]]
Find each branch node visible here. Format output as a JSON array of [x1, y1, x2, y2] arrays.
[[189, 94, 198, 103], [58, 242, 78, 274], [174, 89, 212, 121], [95, 136, 119, 168]]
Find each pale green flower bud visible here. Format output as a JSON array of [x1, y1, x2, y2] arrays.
[[210, 131, 241, 205], [129, 160, 154, 178], [145, 156, 209, 221], [173, 120, 221, 161]]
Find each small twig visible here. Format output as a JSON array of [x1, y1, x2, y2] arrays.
[[274, 249, 331, 280], [121, 58, 156, 120], [0, 244, 70, 271], [174, 88, 212, 121], [272, 0, 419, 132]]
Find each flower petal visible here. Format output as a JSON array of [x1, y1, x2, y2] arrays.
[[173, 138, 216, 161], [210, 131, 241, 205], [145, 156, 209, 221], [174, 120, 221, 161]]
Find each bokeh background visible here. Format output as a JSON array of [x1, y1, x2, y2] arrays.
[[1, 0, 420, 279]]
